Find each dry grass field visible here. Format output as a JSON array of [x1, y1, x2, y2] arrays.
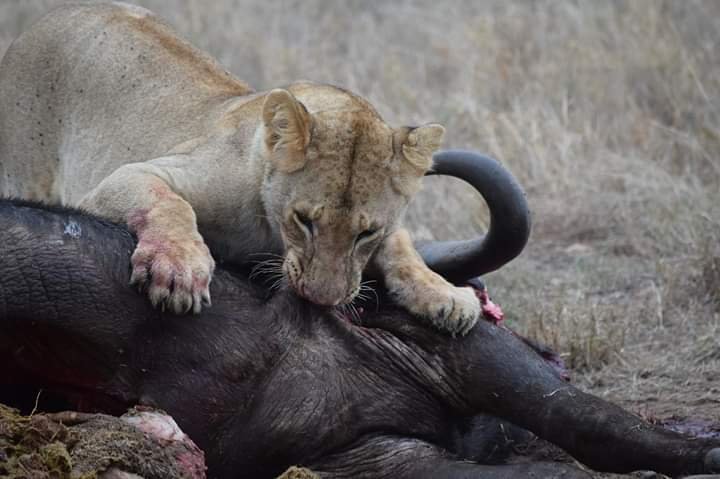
[[1, 1, 719, 476]]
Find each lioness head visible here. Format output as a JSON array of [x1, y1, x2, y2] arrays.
[[259, 86, 444, 306]]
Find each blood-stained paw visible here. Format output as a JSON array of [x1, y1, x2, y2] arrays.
[[129, 233, 215, 314]]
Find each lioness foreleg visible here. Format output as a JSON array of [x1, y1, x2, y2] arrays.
[[373, 228, 480, 335], [78, 161, 214, 314]]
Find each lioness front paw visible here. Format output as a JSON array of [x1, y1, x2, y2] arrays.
[[130, 234, 215, 314], [396, 284, 480, 336]]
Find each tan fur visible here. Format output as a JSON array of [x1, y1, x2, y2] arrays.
[[0, 2, 479, 333]]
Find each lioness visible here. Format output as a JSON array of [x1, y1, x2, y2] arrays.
[[0, 2, 479, 334]]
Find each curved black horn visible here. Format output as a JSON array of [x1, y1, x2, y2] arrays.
[[416, 150, 531, 284]]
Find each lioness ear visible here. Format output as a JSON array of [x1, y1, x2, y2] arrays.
[[262, 89, 311, 173], [392, 124, 445, 196], [401, 123, 445, 173]]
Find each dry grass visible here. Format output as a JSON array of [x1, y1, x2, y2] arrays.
[[1, 0, 719, 475]]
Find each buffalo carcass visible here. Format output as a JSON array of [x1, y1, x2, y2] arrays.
[[1, 153, 719, 478]]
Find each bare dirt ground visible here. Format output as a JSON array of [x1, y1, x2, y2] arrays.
[[2, 1, 719, 477]]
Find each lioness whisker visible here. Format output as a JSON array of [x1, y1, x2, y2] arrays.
[[250, 264, 284, 275], [249, 260, 285, 270], [249, 258, 285, 280], [269, 277, 285, 292], [249, 268, 281, 281], [349, 303, 361, 323], [248, 252, 286, 260], [359, 283, 379, 311]]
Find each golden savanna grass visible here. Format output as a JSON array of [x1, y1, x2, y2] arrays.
[[2, 0, 719, 474]]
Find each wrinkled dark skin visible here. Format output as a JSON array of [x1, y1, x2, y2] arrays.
[[1, 200, 719, 479]]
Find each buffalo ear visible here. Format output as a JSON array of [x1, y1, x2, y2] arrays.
[[392, 124, 445, 196], [262, 89, 311, 173]]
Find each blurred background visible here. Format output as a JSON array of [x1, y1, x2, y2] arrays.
[[2, 0, 719, 460]]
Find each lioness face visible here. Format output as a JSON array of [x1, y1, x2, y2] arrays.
[[278, 196, 395, 306], [260, 88, 444, 306]]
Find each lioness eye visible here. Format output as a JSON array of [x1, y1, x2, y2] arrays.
[[294, 212, 314, 234], [356, 229, 377, 243]]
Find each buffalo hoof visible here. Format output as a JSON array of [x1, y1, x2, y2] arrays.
[[704, 447, 720, 473]]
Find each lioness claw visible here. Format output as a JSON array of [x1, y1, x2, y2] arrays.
[[130, 237, 215, 315], [424, 285, 480, 336], [390, 282, 480, 336]]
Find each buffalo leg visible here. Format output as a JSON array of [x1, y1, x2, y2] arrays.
[[453, 322, 720, 476], [308, 435, 590, 479]]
